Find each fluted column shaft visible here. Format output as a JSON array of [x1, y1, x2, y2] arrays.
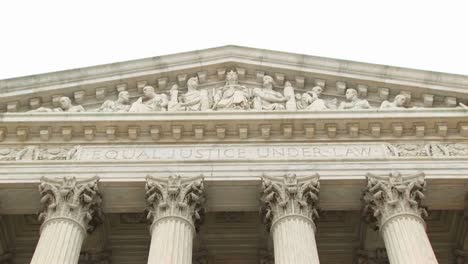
[[381, 215, 437, 264], [272, 216, 319, 264], [30, 176, 102, 264], [147, 218, 194, 263], [260, 173, 321, 264], [145, 175, 205, 264], [363, 171, 438, 264], [30, 219, 85, 264]]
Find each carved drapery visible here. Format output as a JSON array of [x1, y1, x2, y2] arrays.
[[30, 176, 102, 264], [362, 171, 438, 264], [145, 174, 205, 264], [260, 173, 321, 264]]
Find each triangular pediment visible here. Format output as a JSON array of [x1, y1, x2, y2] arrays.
[[1, 45, 468, 113]]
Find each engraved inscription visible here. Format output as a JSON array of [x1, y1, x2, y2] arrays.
[[75, 144, 387, 161]]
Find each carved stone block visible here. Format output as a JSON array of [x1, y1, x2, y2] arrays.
[[128, 126, 139, 140], [84, 127, 96, 141], [236, 67, 246, 79], [39, 127, 51, 141], [275, 73, 285, 86], [197, 71, 207, 83], [415, 123, 425, 137], [74, 90, 86, 104], [6, 101, 19, 112], [445, 96, 457, 107], [137, 80, 148, 93], [295, 76, 305, 88], [357, 84, 368, 98], [348, 124, 359, 137], [326, 124, 337, 138], [95, 87, 106, 100], [315, 79, 326, 88], [217, 68, 226, 80], [158, 77, 168, 89], [282, 124, 293, 138], [194, 126, 204, 140], [172, 125, 183, 140], [29, 97, 42, 109], [436, 123, 448, 137], [378, 88, 389, 101], [216, 126, 226, 139], [105, 126, 116, 140], [459, 123, 468, 137], [369, 123, 381, 137], [304, 124, 315, 138], [116, 83, 127, 92], [16, 127, 28, 141], [391, 123, 403, 137], [336, 81, 346, 95], [62, 127, 73, 141], [150, 126, 160, 141], [238, 125, 248, 139], [256, 71, 265, 83], [260, 125, 271, 139], [0, 128, 5, 142], [52, 94, 63, 107], [423, 94, 434, 107]]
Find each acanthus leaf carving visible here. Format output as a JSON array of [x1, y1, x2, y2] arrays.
[[38, 176, 102, 233], [260, 173, 320, 232], [362, 171, 427, 229], [145, 174, 205, 232]]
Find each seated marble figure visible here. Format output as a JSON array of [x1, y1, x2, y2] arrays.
[[212, 70, 250, 110], [129, 86, 168, 112], [99, 91, 131, 112], [305, 86, 328, 111], [338, 88, 370, 110], [30, 96, 85, 112], [380, 94, 408, 109], [252, 75, 287, 110], [181, 77, 210, 111]]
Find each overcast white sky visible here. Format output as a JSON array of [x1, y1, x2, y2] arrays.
[[0, 0, 467, 79]]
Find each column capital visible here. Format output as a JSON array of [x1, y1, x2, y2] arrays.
[[145, 174, 205, 232], [260, 173, 320, 232], [363, 171, 427, 229], [38, 176, 102, 234]]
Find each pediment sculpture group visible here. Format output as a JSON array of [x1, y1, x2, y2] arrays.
[[29, 70, 465, 113]]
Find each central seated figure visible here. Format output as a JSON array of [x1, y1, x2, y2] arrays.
[[212, 70, 250, 110]]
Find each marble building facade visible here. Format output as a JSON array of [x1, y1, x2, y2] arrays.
[[0, 46, 468, 263]]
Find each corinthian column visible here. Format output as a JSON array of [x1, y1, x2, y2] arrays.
[[260, 173, 320, 264], [145, 174, 205, 264], [30, 176, 102, 264], [363, 171, 437, 264]]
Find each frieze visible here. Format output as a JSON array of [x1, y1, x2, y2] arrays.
[[1, 143, 467, 162]]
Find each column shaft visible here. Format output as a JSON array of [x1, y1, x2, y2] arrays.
[[30, 219, 85, 264], [382, 215, 437, 264], [272, 216, 319, 264], [147, 218, 193, 264]]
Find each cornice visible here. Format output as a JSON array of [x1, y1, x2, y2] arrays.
[[0, 109, 466, 143]]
